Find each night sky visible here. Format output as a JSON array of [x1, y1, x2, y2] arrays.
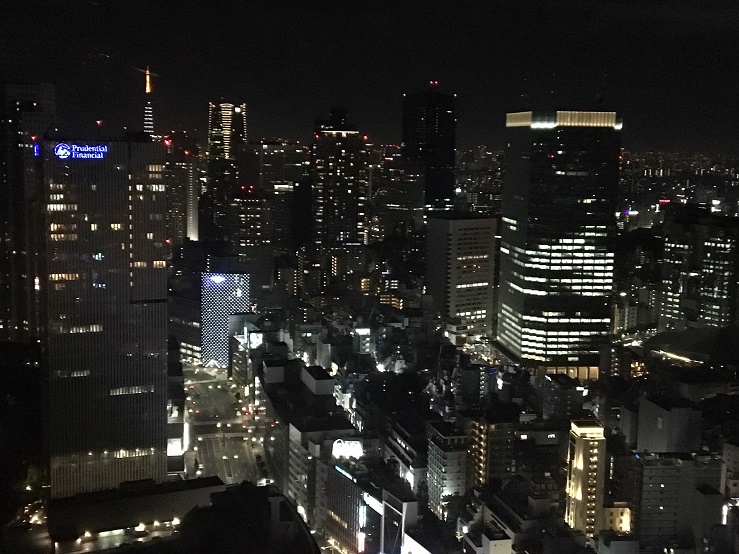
[[2, 0, 738, 152]]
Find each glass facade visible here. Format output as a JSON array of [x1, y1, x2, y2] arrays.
[[43, 140, 168, 497], [496, 111, 620, 378]]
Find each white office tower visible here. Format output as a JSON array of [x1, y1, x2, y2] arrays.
[[426, 214, 496, 342]]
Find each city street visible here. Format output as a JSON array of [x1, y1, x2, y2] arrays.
[[183, 366, 267, 487]]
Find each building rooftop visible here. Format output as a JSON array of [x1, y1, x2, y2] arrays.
[[645, 326, 739, 366], [644, 394, 696, 411], [427, 420, 464, 437], [304, 364, 332, 380], [178, 482, 320, 554], [466, 521, 509, 546], [260, 371, 353, 434], [335, 456, 416, 504], [405, 512, 461, 553], [47, 477, 226, 542]]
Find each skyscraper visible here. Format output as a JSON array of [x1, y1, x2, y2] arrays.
[[401, 82, 456, 209], [311, 108, 369, 263], [227, 185, 271, 249], [426, 213, 496, 341], [201, 101, 248, 242], [163, 131, 199, 244], [565, 420, 605, 539], [659, 204, 739, 331], [207, 101, 248, 160], [0, 83, 56, 342], [42, 137, 168, 498], [242, 139, 307, 191], [496, 110, 621, 381]]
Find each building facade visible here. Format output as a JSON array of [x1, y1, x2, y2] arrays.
[[42, 138, 169, 497], [207, 101, 248, 160], [496, 111, 621, 380], [565, 420, 606, 539], [200, 272, 250, 368], [0, 83, 56, 342], [401, 82, 456, 209], [311, 109, 369, 259], [625, 452, 723, 549], [163, 131, 199, 244], [427, 421, 467, 521], [426, 214, 496, 340], [659, 204, 739, 331]]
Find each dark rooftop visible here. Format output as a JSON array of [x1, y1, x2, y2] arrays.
[[304, 364, 332, 380]]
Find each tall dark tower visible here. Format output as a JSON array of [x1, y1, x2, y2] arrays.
[[401, 81, 456, 210], [201, 101, 248, 241], [311, 108, 369, 266], [0, 83, 56, 341], [163, 131, 199, 244], [41, 137, 168, 497], [496, 111, 621, 381]]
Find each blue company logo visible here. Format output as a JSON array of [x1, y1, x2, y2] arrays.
[[54, 143, 72, 160], [54, 142, 108, 160]]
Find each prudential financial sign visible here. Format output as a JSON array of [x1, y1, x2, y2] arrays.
[[54, 143, 108, 160]]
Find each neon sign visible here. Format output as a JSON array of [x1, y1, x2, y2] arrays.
[[332, 439, 363, 460], [55, 143, 108, 160]]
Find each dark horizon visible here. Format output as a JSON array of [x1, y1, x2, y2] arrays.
[[2, 1, 739, 152]]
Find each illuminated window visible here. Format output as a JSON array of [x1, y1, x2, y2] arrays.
[[49, 273, 79, 281], [50, 233, 78, 241], [110, 385, 154, 396], [110, 223, 123, 231], [47, 204, 77, 212]]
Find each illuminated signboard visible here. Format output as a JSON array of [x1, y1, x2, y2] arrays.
[[248, 331, 264, 350], [332, 439, 363, 460], [55, 142, 108, 160]]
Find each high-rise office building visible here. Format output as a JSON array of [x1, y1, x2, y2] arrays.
[[370, 156, 425, 242], [42, 137, 169, 498], [207, 101, 248, 160], [242, 139, 307, 191], [311, 108, 369, 258], [401, 81, 456, 209], [0, 83, 56, 342], [565, 420, 606, 539], [200, 273, 250, 368], [201, 101, 248, 242], [163, 131, 199, 244], [227, 186, 271, 249], [659, 204, 739, 331], [496, 111, 621, 381], [426, 213, 496, 341]]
